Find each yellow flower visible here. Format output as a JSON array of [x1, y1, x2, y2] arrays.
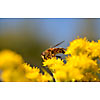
[[1, 69, 28, 82], [0, 50, 24, 70], [54, 70, 67, 82], [65, 37, 89, 55], [43, 37, 100, 82], [66, 67, 84, 81], [82, 72, 99, 82], [43, 57, 64, 71], [1, 36, 100, 82], [0, 50, 52, 82], [66, 54, 97, 71], [40, 73, 53, 82], [65, 37, 100, 60], [24, 65, 41, 81], [86, 40, 100, 59], [22, 63, 52, 82]]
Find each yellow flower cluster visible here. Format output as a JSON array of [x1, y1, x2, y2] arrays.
[[22, 63, 52, 82], [65, 37, 100, 59], [1, 37, 100, 82], [43, 37, 100, 82], [0, 50, 52, 82], [0, 50, 24, 70]]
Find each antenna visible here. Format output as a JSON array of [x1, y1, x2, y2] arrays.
[[51, 40, 65, 48]]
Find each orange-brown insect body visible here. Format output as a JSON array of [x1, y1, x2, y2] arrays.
[[41, 41, 65, 60]]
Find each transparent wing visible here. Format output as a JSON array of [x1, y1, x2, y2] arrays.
[[50, 40, 65, 48]]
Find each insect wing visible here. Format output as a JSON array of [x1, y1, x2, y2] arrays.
[[50, 40, 65, 48]]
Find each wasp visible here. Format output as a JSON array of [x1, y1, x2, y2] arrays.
[[41, 41, 65, 60]]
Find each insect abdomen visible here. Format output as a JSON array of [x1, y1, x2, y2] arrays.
[[54, 48, 65, 54]]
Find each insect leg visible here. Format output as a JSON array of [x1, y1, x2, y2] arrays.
[[56, 55, 63, 60], [41, 66, 56, 82]]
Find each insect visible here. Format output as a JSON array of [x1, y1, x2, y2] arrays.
[[41, 41, 65, 82], [41, 41, 65, 60]]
